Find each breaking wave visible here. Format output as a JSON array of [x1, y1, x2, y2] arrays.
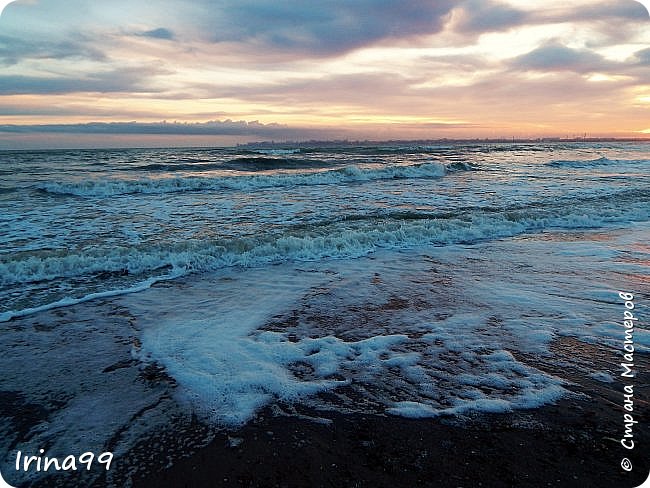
[[36, 161, 464, 197], [2, 188, 647, 295]]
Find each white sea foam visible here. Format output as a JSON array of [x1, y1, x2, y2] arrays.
[[2, 193, 647, 289], [131, 262, 569, 427], [0, 272, 181, 322], [133, 269, 340, 425], [589, 371, 615, 383], [386, 401, 440, 418], [2, 191, 648, 325]]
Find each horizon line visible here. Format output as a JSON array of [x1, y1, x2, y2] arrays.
[[1, 136, 650, 153]]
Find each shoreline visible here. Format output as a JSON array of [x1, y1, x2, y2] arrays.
[[3, 226, 647, 488]]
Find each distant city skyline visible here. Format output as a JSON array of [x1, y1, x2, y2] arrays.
[[1, 0, 649, 148]]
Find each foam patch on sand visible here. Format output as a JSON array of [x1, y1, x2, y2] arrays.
[[132, 259, 570, 427]]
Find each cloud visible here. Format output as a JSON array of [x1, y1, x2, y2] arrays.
[[194, 0, 457, 55], [0, 119, 314, 137], [0, 65, 167, 94], [0, 1, 18, 17], [0, 0, 648, 143], [188, 71, 420, 104], [569, 0, 649, 21], [511, 41, 609, 73], [454, 0, 528, 33], [1, 0, 646, 68], [0, 119, 488, 148], [139, 27, 175, 40], [0, 33, 106, 65], [0, 0, 462, 70], [637, 0, 650, 15], [632, 47, 650, 65], [0, 0, 182, 64], [450, 0, 648, 40]]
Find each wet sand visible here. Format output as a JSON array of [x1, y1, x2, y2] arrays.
[[129, 339, 649, 488]]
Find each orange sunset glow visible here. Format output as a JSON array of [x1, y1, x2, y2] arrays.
[[0, 0, 649, 148]]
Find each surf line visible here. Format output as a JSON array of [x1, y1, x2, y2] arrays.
[[618, 291, 638, 459]]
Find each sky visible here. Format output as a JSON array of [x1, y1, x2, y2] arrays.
[[0, 0, 649, 148]]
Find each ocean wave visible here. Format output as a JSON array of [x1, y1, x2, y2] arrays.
[[257, 143, 560, 156], [223, 156, 336, 171], [545, 156, 650, 168], [248, 148, 302, 155], [445, 161, 480, 172], [2, 189, 648, 291], [125, 156, 333, 173], [123, 161, 223, 172], [36, 161, 458, 197]]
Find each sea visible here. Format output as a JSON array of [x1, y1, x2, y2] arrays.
[[1, 141, 649, 486]]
